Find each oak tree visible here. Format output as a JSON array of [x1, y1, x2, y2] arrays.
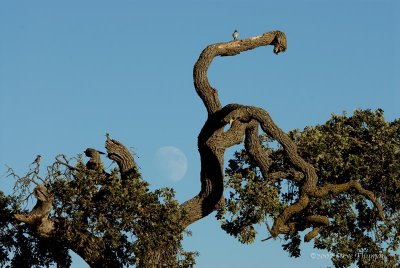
[[1, 31, 398, 267]]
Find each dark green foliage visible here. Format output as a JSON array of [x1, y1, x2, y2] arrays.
[[1, 155, 196, 267], [282, 233, 301, 258], [1, 109, 398, 267], [222, 149, 283, 244], [0, 192, 71, 268], [223, 109, 400, 267]]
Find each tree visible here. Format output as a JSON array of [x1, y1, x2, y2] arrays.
[[1, 30, 398, 267]]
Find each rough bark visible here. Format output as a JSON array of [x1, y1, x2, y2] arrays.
[[14, 185, 54, 237], [105, 134, 139, 180]]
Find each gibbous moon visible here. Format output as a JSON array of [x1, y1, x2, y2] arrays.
[[155, 146, 188, 182]]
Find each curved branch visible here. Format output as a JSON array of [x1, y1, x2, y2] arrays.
[[105, 134, 140, 180], [224, 104, 318, 190], [182, 31, 298, 228], [183, 31, 291, 228], [312, 180, 384, 219], [181, 114, 246, 226], [244, 121, 272, 179], [193, 30, 287, 115], [304, 227, 321, 242]]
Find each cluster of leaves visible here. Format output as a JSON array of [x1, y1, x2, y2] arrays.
[[0, 192, 71, 267], [223, 109, 400, 267], [1, 154, 197, 267], [221, 146, 284, 244]]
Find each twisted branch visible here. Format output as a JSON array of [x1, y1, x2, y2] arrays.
[[193, 31, 286, 115], [182, 30, 383, 242], [180, 32, 287, 227]]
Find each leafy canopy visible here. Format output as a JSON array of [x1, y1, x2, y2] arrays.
[[222, 109, 400, 267], [1, 109, 399, 268], [1, 155, 196, 267]]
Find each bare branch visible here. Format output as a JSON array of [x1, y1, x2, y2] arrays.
[[304, 227, 320, 242], [105, 134, 140, 180], [193, 31, 287, 115], [54, 158, 79, 171], [244, 121, 272, 179]]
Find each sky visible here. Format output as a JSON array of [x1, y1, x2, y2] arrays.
[[0, 1, 399, 267]]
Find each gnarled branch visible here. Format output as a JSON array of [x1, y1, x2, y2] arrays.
[[183, 29, 383, 243], [193, 31, 286, 115], [15, 185, 54, 237], [181, 31, 287, 227], [105, 134, 139, 180]]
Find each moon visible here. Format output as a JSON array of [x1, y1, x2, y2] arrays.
[[154, 146, 188, 182]]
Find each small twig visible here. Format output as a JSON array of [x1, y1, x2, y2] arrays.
[[261, 221, 275, 241], [55, 160, 79, 171], [261, 236, 273, 242]]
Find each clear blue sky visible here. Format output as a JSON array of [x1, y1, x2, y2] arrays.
[[0, 1, 399, 267]]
